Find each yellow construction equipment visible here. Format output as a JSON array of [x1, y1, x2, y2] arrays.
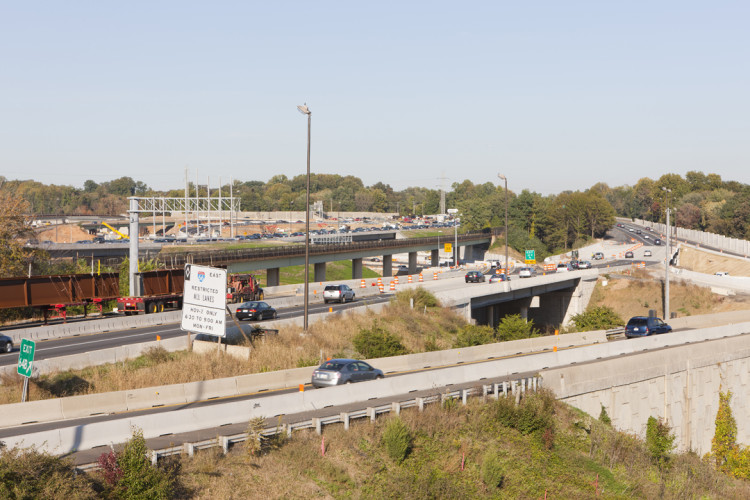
[[101, 222, 129, 239]]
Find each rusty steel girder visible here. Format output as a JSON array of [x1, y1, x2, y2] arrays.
[[139, 268, 184, 297], [0, 273, 120, 309]]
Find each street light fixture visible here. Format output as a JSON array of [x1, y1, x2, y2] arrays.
[[297, 104, 312, 332], [662, 187, 671, 321], [498, 174, 509, 276]]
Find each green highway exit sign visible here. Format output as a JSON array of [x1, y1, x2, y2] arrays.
[[17, 339, 35, 378], [525, 250, 536, 264]]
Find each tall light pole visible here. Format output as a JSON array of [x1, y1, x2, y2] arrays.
[[498, 174, 508, 275], [662, 187, 671, 320], [297, 104, 312, 332]]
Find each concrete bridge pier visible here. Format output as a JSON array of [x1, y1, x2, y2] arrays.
[[529, 291, 572, 329], [470, 244, 487, 262], [463, 245, 473, 263], [352, 258, 363, 279], [314, 262, 326, 283], [431, 249, 439, 267], [408, 252, 417, 274], [267, 268, 280, 287], [383, 255, 393, 277]]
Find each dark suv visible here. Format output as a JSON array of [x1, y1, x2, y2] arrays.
[[625, 316, 672, 338], [465, 271, 485, 283]]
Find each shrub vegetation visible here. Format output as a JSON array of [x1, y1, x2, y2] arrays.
[[570, 305, 624, 331], [382, 417, 413, 463], [496, 314, 540, 341], [352, 320, 409, 358], [645, 416, 675, 469]]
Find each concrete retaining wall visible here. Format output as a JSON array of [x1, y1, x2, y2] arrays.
[[542, 334, 750, 455]]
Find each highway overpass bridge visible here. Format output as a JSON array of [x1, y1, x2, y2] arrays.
[[40, 233, 493, 287], [432, 269, 598, 329]]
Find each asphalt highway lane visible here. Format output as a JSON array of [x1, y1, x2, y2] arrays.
[[0, 294, 395, 368]]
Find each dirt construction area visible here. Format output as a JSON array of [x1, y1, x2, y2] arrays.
[[36, 224, 95, 243], [678, 246, 750, 277]]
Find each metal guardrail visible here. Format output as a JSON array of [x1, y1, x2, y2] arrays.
[[76, 376, 541, 471], [605, 327, 626, 340]]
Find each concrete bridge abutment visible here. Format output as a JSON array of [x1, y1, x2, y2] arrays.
[[542, 334, 750, 455]]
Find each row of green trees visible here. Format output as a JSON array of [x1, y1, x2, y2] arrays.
[[2, 169, 748, 265], [596, 171, 750, 238]]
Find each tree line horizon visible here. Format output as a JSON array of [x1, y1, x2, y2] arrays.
[[1, 170, 748, 261]]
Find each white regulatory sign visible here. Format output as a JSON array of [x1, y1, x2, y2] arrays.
[[180, 264, 227, 337]]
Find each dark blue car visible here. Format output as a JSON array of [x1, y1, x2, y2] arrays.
[[625, 316, 672, 338]]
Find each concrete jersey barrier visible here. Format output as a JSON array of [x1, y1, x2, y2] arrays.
[[0, 329, 607, 429], [5, 326, 750, 456]]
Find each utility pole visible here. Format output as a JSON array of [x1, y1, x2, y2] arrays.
[[498, 174, 508, 276], [663, 187, 671, 320]]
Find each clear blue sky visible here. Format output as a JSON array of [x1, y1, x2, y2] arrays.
[[2, 1, 748, 194]]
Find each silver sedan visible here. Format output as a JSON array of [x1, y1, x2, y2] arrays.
[[311, 359, 384, 388]]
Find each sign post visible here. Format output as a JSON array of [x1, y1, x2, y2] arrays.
[[17, 338, 36, 402], [525, 249, 536, 265], [180, 264, 227, 345]]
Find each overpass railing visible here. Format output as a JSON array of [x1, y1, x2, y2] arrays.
[[156, 232, 491, 267]]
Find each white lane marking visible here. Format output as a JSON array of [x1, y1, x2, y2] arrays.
[[35, 327, 185, 353]]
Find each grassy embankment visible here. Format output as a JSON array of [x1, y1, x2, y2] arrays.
[[589, 269, 750, 320], [0, 293, 464, 404], [6, 390, 749, 498], [679, 246, 750, 277], [174, 393, 749, 498]]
